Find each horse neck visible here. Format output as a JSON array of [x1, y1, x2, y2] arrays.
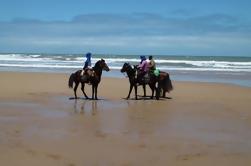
[[92, 66, 102, 78], [126, 67, 136, 79]]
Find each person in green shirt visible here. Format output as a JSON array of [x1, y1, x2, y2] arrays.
[[148, 55, 156, 71]]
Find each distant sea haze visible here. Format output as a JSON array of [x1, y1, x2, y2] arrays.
[[1, 53, 251, 87]]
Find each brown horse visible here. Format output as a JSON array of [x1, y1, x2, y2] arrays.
[[121, 63, 173, 100], [68, 59, 110, 100]]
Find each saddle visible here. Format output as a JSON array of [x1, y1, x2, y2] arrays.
[[137, 71, 150, 84], [80, 69, 95, 83]]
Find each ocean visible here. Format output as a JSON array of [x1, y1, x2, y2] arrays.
[[1, 53, 251, 87]]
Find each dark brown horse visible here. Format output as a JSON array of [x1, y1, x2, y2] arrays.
[[120, 63, 156, 100], [121, 63, 173, 100], [68, 59, 110, 100]]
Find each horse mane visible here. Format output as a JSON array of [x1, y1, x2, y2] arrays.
[[93, 59, 105, 70], [92, 60, 100, 70]]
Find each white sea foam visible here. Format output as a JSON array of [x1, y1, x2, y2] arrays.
[[1, 54, 251, 72]]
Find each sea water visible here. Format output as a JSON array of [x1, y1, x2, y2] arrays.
[[1, 53, 251, 87]]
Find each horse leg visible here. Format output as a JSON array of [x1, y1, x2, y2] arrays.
[[94, 85, 98, 100], [149, 84, 154, 99], [127, 84, 133, 99], [81, 83, 89, 99], [143, 84, 146, 97], [92, 85, 95, 100], [74, 82, 79, 99], [134, 84, 138, 100], [155, 82, 161, 100], [162, 91, 166, 98]]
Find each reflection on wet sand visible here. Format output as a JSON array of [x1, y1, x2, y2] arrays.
[[73, 100, 97, 115]]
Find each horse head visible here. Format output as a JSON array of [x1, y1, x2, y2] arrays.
[[121, 63, 132, 73], [94, 59, 110, 72], [99, 59, 110, 71]]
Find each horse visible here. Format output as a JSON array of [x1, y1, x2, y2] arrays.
[[68, 59, 110, 100], [120, 63, 159, 100], [120, 63, 173, 100]]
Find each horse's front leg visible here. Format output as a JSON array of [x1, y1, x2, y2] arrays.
[[81, 83, 89, 99], [94, 84, 98, 100], [143, 84, 146, 97], [134, 84, 138, 100], [74, 82, 79, 99], [92, 85, 95, 100], [127, 84, 133, 99]]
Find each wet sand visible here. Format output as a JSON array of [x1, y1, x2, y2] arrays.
[[1, 71, 251, 166]]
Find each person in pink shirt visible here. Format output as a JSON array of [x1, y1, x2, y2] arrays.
[[138, 55, 148, 72], [137, 55, 149, 83]]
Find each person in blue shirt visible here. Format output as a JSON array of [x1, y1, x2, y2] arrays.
[[81, 52, 92, 83], [83, 52, 92, 69]]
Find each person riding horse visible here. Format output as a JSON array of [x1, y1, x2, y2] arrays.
[[69, 59, 110, 99], [137, 55, 150, 83], [82, 52, 93, 83]]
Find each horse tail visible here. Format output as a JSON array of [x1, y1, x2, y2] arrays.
[[162, 73, 173, 92], [68, 73, 75, 88], [164, 73, 173, 92]]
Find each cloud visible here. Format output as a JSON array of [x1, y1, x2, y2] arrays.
[[0, 13, 250, 55]]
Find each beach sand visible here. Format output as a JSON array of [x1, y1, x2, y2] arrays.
[[1, 71, 251, 166]]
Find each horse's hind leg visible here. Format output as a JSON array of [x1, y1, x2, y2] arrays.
[[149, 84, 154, 99], [74, 82, 79, 99], [155, 84, 161, 100], [81, 83, 89, 99]]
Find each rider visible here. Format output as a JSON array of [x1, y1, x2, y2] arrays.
[[148, 55, 160, 77], [82, 52, 92, 83], [137, 55, 149, 82], [83, 52, 92, 70], [148, 55, 156, 71]]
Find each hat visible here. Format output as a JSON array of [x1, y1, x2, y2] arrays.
[[86, 52, 92, 58], [140, 55, 146, 60]]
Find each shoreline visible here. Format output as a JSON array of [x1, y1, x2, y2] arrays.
[[1, 71, 251, 165], [1, 69, 251, 88]]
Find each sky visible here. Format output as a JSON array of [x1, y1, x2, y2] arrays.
[[0, 0, 251, 56]]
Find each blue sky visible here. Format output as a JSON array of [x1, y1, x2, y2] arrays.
[[0, 0, 251, 56]]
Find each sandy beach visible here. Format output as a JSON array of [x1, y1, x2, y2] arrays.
[[1, 71, 251, 166]]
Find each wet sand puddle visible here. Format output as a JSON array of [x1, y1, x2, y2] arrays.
[[1, 98, 251, 146]]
